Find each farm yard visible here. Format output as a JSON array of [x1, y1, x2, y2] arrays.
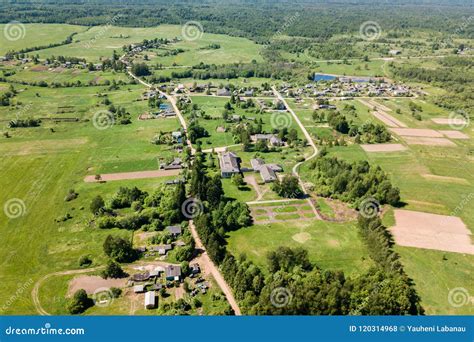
[[0, 6, 473, 319]]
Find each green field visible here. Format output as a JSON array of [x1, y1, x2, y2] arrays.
[[0, 83, 184, 314], [226, 220, 373, 277], [32, 25, 262, 64], [0, 24, 88, 55]]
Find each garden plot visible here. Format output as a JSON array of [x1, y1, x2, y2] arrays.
[[250, 202, 317, 223], [402, 137, 456, 146], [438, 130, 469, 140], [372, 111, 407, 128], [431, 118, 468, 125], [361, 143, 407, 152], [84, 169, 181, 182], [390, 128, 444, 137], [390, 210, 474, 255]]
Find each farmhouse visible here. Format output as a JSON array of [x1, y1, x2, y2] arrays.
[[131, 271, 150, 282], [159, 109, 176, 118], [251, 134, 284, 147], [144, 291, 156, 309], [165, 265, 182, 281], [152, 244, 172, 255], [166, 225, 182, 237], [219, 152, 241, 178], [216, 88, 231, 96], [162, 157, 182, 170], [251, 158, 283, 183]]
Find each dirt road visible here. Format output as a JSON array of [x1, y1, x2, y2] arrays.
[[272, 87, 321, 219], [188, 220, 242, 315], [32, 266, 104, 315]]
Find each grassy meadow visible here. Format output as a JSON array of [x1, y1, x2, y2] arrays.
[[226, 220, 373, 277]]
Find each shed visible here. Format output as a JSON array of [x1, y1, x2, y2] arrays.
[[144, 291, 156, 309], [166, 225, 182, 236], [134, 285, 145, 293], [165, 265, 182, 281]]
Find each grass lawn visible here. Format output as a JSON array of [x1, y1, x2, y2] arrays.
[[312, 59, 387, 77], [0, 23, 88, 55], [226, 220, 373, 276], [222, 178, 257, 203], [395, 247, 474, 315]]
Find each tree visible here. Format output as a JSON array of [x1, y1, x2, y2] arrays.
[[131, 63, 151, 76], [90, 195, 105, 215], [78, 255, 92, 268], [272, 175, 303, 198], [67, 289, 92, 314], [101, 259, 126, 279], [103, 235, 137, 262], [255, 139, 269, 152], [206, 175, 224, 208], [232, 174, 245, 187]]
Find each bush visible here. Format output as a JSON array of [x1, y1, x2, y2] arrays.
[[101, 259, 126, 279], [78, 255, 92, 268], [67, 289, 93, 314], [110, 287, 122, 298]]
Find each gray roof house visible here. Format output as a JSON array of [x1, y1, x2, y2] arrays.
[[152, 244, 172, 255], [166, 225, 182, 236], [144, 291, 156, 309], [250, 158, 282, 183], [165, 265, 182, 281], [269, 135, 284, 146], [219, 152, 241, 178], [163, 158, 182, 170], [260, 165, 278, 183], [251, 134, 284, 147], [216, 88, 231, 96]]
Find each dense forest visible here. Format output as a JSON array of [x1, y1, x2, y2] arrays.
[[1, 0, 473, 42]]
